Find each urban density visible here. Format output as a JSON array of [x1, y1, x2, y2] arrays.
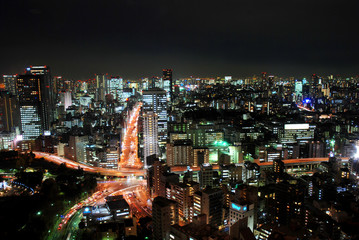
[[1, 1, 359, 240], [1, 67, 359, 240]]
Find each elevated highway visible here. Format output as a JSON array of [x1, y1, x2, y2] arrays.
[[34, 152, 145, 177]]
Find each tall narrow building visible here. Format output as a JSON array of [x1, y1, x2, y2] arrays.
[[162, 69, 173, 101], [143, 111, 159, 167], [17, 66, 53, 140], [142, 88, 167, 157], [0, 91, 18, 132]]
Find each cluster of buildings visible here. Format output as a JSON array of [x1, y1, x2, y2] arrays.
[[2, 66, 359, 238]]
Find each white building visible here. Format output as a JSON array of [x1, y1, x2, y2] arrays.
[[229, 202, 254, 232], [143, 111, 158, 167]]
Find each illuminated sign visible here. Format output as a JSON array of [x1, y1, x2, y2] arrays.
[[284, 124, 309, 130], [231, 203, 241, 211], [83, 207, 91, 214]]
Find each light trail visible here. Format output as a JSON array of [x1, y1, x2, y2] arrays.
[[119, 103, 143, 169], [33, 151, 145, 176]]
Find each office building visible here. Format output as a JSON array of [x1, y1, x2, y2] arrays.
[[281, 123, 315, 143], [107, 76, 123, 100], [17, 66, 53, 140], [3, 75, 17, 95], [95, 74, 107, 101], [142, 88, 167, 153]]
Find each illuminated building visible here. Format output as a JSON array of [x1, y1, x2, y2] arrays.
[[193, 148, 209, 167], [229, 202, 254, 232], [60, 91, 72, 110], [281, 123, 315, 144], [3, 75, 17, 95], [0, 132, 15, 150], [107, 76, 123, 100], [295, 80, 303, 100], [17, 66, 53, 140], [153, 160, 167, 197], [152, 196, 179, 240], [199, 163, 214, 189], [143, 111, 158, 167], [0, 91, 18, 132], [142, 88, 167, 153], [105, 196, 131, 221], [162, 69, 173, 101], [166, 140, 193, 167], [99, 149, 119, 170], [168, 182, 199, 223], [95, 74, 107, 101], [229, 144, 243, 164], [64, 135, 88, 162]]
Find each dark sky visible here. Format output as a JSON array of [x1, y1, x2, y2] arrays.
[[1, 0, 359, 79]]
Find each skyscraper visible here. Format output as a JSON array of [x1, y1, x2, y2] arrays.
[[95, 73, 107, 101], [162, 69, 172, 101], [3, 75, 17, 95], [142, 88, 167, 157], [0, 91, 18, 132], [17, 66, 53, 140], [143, 111, 159, 167]]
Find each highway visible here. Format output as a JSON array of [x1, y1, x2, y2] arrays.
[[119, 103, 143, 169], [47, 179, 146, 240], [34, 151, 145, 177]]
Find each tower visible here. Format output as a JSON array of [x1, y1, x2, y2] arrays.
[[17, 66, 53, 140], [162, 69, 172, 101]]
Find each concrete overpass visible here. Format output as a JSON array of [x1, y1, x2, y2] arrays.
[[34, 152, 146, 177]]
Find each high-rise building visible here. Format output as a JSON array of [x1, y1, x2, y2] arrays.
[[143, 111, 159, 167], [61, 91, 72, 111], [0, 91, 18, 132], [162, 69, 172, 101], [166, 140, 193, 167], [153, 160, 167, 197], [17, 66, 53, 140], [311, 74, 319, 95], [95, 74, 107, 101], [107, 76, 123, 100], [142, 88, 167, 155], [168, 182, 199, 223], [152, 196, 179, 240], [3, 75, 17, 95]]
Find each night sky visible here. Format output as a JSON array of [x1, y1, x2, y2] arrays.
[[1, 0, 359, 79]]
